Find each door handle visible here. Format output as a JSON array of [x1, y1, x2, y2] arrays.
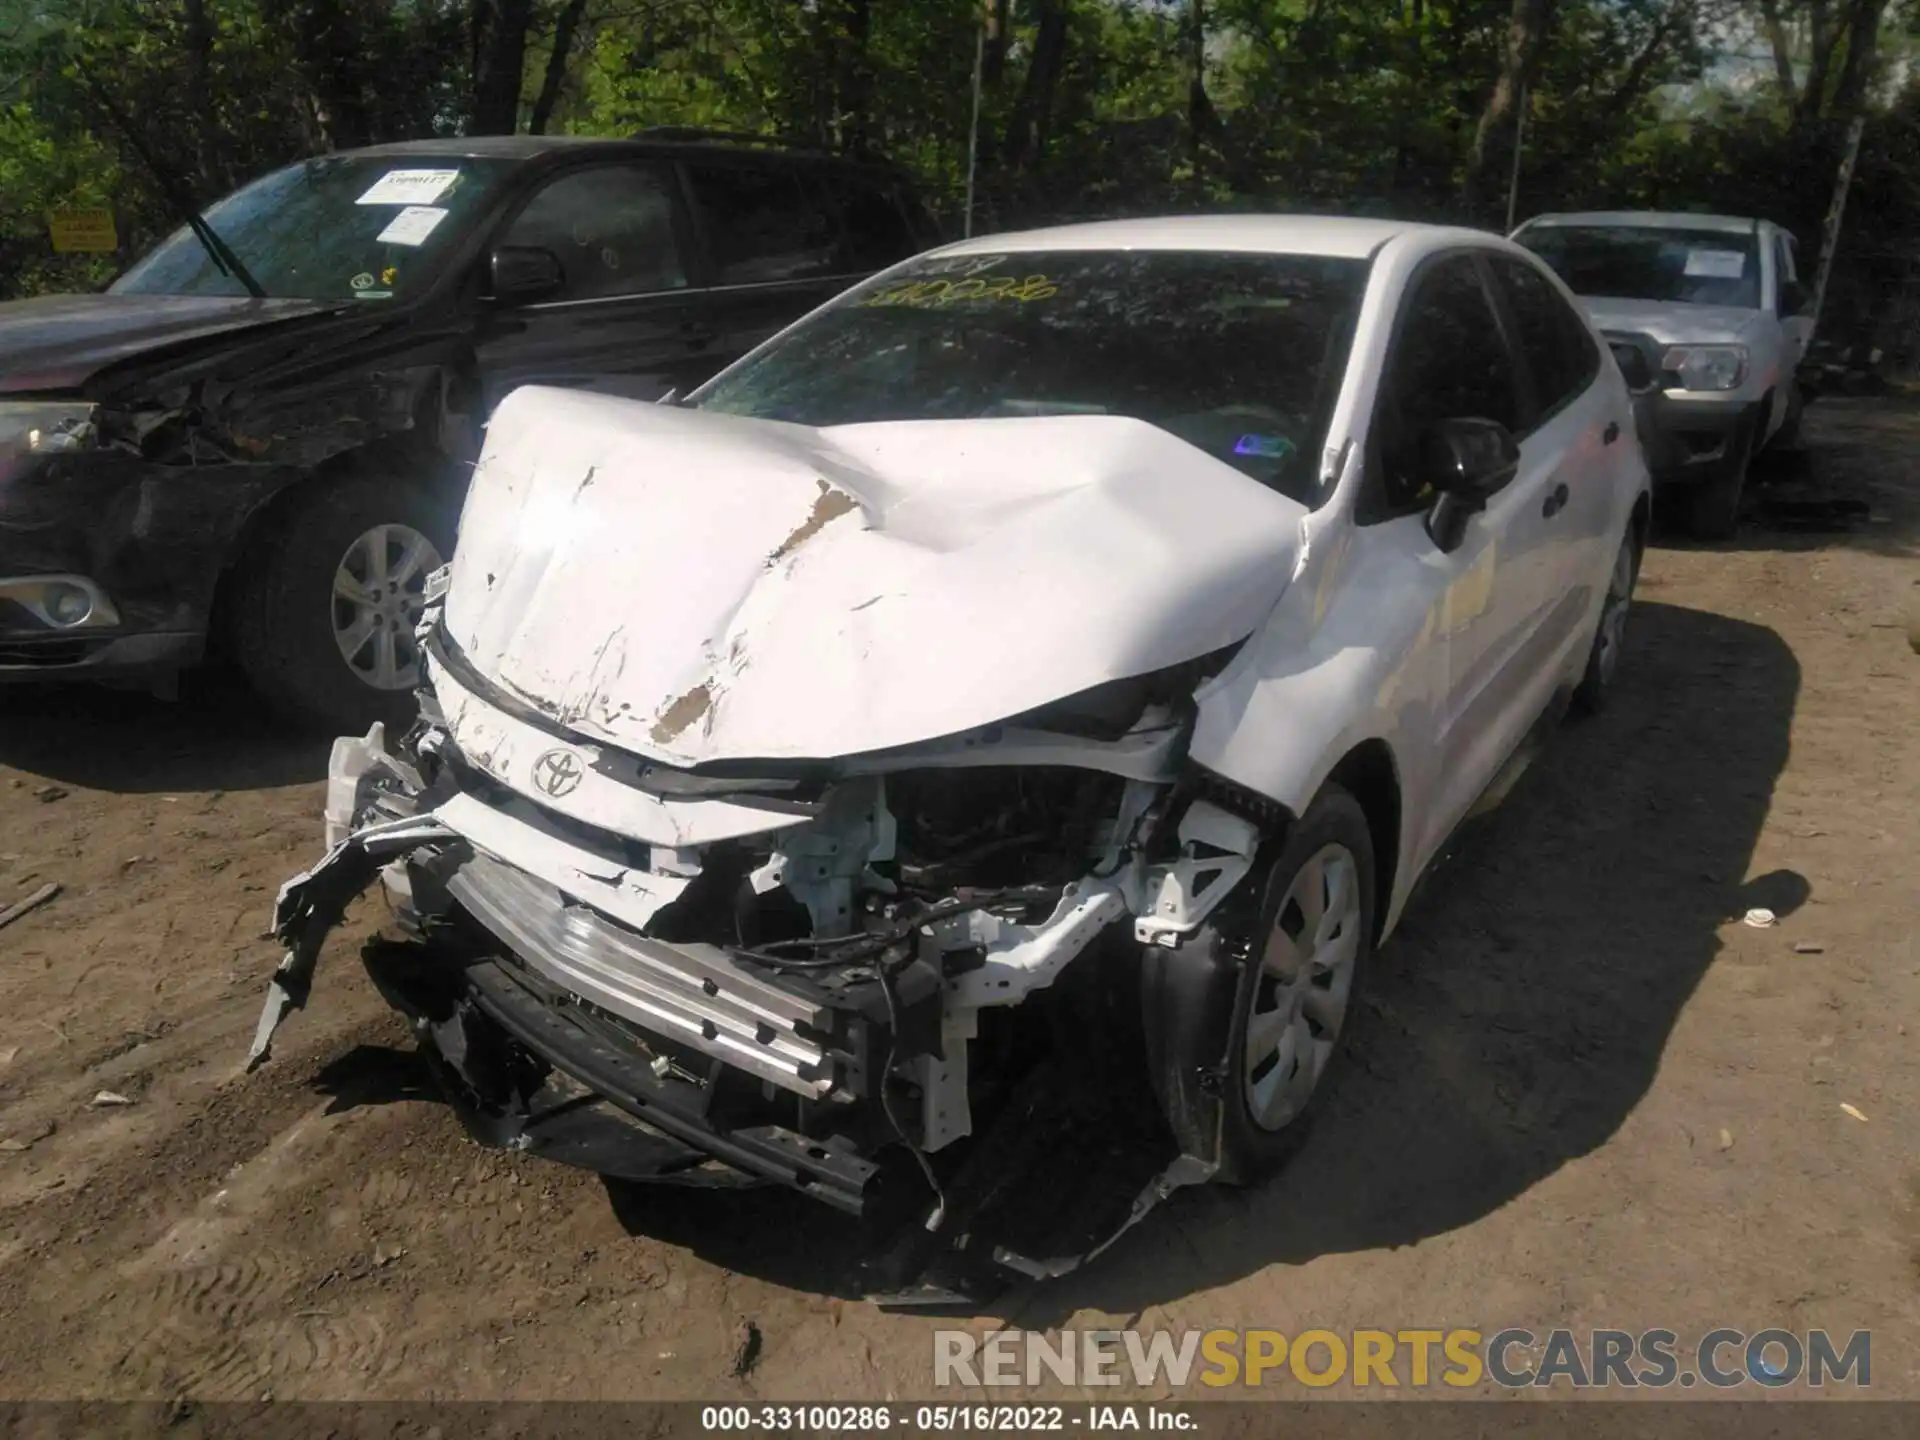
[[681, 320, 716, 348], [1602, 421, 1620, 445], [1542, 482, 1570, 518]]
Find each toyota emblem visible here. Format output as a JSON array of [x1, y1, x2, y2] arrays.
[[531, 747, 585, 798]]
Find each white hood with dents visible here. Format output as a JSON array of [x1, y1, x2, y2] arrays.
[[443, 385, 1306, 767]]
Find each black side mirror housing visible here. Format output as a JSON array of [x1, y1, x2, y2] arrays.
[[1422, 417, 1520, 554], [1609, 340, 1657, 394], [491, 246, 564, 305], [1779, 278, 1809, 317]]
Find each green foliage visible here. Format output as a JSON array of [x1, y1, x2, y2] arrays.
[[0, 0, 1916, 327]]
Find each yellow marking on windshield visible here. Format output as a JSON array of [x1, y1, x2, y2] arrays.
[[856, 274, 1059, 309]]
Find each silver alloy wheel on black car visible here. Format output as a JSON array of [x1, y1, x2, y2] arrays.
[[331, 522, 443, 691], [1242, 841, 1364, 1132], [232, 468, 455, 734]]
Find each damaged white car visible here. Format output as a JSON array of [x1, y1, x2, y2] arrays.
[[249, 216, 1652, 1301]]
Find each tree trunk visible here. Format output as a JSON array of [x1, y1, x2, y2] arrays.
[[1602, 0, 1684, 115], [1000, 0, 1067, 171], [1826, 0, 1891, 124], [982, 0, 1012, 87], [182, 0, 218, 191], [1461, 0, 1557, 215], [273, 0, 373, 151], [528, 0, 591, 135], [831, 0, 874, 153], [1757, 0, 1797, 95], [471, 0, 537, 135], [1796, 0, 1837, 122], [1185, 0, 1206, 191]]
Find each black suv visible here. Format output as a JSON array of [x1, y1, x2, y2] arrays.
[[0, 132, 938, 730]]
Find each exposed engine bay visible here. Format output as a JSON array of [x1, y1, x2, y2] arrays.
[[248, 635, 1290, 1301], [246, 390, 1324, 1301]]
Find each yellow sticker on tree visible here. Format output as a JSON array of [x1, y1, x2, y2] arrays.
[[47, 210, 118, 253]]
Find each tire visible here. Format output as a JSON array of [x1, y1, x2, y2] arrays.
[[1686, 410, 1757, 541], [1771, 381, 1804, 450], [232, 465, 457, 735], [1214, 783, 1377, 1187], [1570, 528, 1640, 717]]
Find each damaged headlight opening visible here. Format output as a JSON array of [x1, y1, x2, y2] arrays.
[[0, 400, 99, 463]]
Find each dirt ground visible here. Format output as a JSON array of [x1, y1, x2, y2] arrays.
[[0, 398, 1915, 1404]]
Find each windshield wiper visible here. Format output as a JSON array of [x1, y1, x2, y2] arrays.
[[84, 78, 267, 300]]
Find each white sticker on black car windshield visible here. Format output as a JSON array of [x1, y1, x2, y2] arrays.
[[376, 206, 450, 247], [1683, 248, 1746, 279], [356, 169, 460, 206]]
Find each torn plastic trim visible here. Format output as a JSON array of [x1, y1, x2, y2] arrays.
[[1133, 799, 1261, 949], [245, 811, 456, 1071], [989, 1153, 1218, 1282]]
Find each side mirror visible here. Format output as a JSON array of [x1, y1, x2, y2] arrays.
[[1609, 340, 1657, 394], [1422, 417, 1519, 554], [1779, 278, 1809, 317], [490, 245, 564, 305]]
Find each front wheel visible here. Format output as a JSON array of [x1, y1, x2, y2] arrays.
[[232, 467, 455, 734], [1686, 410, 1757, 541], [1214, 783, 1377, 1186], [1571, 530, 1640, 717]]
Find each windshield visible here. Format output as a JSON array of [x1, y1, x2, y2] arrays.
[[111, 155, 515, 302], [1519, 224, 1761, 309], [691, 248, 1370, 505]]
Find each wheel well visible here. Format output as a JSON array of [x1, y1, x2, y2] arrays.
[[1327, 740, 1401, 944], [203, 444, 445, 662], [1629, 491, 1652, 558]]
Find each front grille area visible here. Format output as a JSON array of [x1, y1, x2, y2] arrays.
[[446, 849, 837, 1098]]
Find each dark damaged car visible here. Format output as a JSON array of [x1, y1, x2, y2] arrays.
[[0, 134, 935, 729]]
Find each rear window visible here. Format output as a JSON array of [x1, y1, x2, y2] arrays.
[[685, 164, 839, 285], [693, 249, 1371, 506], [821, 172, 922, 271], [1518, 224, 1761, 309]]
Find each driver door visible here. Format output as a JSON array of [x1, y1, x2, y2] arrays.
[[1371, 252, 1558, 856], [471, 161, 717, 413]]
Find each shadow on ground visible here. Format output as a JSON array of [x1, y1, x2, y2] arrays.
[[0, 665, 329, 793]]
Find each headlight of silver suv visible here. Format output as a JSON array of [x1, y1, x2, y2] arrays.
[[0, 400, 100, 468], [1661, 345, 1748, 393]]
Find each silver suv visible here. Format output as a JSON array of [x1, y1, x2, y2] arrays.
[[1513, 211, 1813, 539]]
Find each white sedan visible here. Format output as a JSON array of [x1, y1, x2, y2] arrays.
[[250, 216, 1652, 1298]]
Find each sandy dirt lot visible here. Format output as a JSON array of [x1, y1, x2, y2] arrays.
[[0, 399, 1914, 1404]]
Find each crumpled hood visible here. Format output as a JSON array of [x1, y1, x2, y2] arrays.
[[443, 386, 1306, 766], [1579, 296, 1762, 347], [0, 292, 334, 394]]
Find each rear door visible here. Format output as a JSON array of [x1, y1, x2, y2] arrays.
[[1369, 251, 1558, 852], [681, 160, 862, 370], [471, 160, 713, 410], [1485, 251, 1622, 670]]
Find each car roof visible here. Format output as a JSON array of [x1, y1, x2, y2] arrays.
[[344, 134, 901, 174], [1518, 211, 1767, 236], [927, 214, 1497, 260]]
